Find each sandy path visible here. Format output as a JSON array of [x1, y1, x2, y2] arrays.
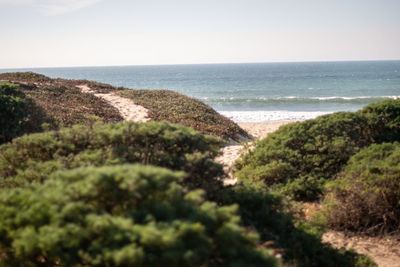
[[218, 121, 400, 266], [323, 231, 400, 267], [77, 85, 150, 122], [216, 121, 291, 185]]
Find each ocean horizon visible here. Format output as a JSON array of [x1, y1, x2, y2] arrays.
[[1, 60, 399, 122]]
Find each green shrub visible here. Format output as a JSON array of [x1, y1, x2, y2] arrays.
[[219, 182, 375, 267], [360, 99, 400, 143], [0, 71, 52, 84], [234, 112, 372, 200], [0, 82, 28, 143], [0, 165, 278, 266], [0, 82, 60, 144], [235, 99, 400, 201], [0, 121, 224, 194], [321, 142, 400, 235]]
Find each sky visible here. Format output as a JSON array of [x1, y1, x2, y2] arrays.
[[0, 0, 400, 69]]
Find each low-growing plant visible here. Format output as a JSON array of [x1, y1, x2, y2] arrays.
[[0, 71, 52, 84], [219, 181, 375, 267], [0, 82, 28, 143], [0, 121, 224, 195], [234, 112, 372, 200], [22, 83, 123, 127], [0, 164, 278, 266], [117, 89, 249, 141], [0, 82, 53, 144], [1, 72, 249, 142], [234, 99, 400, 201], [321, 142, 400, 235], [359, 99, 400, 143]]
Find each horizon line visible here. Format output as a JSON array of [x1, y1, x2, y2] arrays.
[[1, 58, 400, 70]]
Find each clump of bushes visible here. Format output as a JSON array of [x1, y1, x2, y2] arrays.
[[0, 164, 278, 266], [0, 82, 53, 144], [117, 89, 249, 141], [321, 142, 400, 235], [0, 121, 224, 194], [0, 71, 52, 84], [234, 112, 372, 200], [0, 82, 29, 143], [219, 181, 375, 267], [360, 99, 400, 143], [234, 99, 400, 201]]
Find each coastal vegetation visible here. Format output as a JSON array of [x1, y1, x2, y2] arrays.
[[0, 165, 277, 266], [0, 72, 247, 142], [0, 121, 224, 197], [322, 142, 400, 235], [234, 99, 400, 201], [117, 89, 248, 141], [221, 182, 374, 267], [1, 71, 392, 266]]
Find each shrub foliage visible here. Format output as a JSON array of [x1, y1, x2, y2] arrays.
[[0, 82, 53, 144], [0, 121, 224, 193], [235, 99, 400, 200], [360, 99, 400, 143], [322, 142, 400, 235], [219, 182, 375, 267], [234, 112, 372, 200], [0, 82, 28, 143], [0, 165, 278, 266]]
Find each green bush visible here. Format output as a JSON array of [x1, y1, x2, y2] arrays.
[[0, 82, 28, 144], [0, 121, 224, 194], [0, 71, 52, 84], [0, 165, 278, 266], [234, 112, 372, 200], [359, 99, 400, 143], [322, 142, 400, 235], [219, 182, 375, 267], [234, 99, 400, 201]]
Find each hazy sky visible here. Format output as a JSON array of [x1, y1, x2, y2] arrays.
[[1, 0, 399, 68]]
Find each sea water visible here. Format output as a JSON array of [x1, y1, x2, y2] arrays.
[[2, 61, 399, 122]]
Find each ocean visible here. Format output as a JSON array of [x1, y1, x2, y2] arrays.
[[1, 61, 400, 122]]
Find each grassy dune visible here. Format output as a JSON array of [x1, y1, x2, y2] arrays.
[[0, 72, 248, 142]]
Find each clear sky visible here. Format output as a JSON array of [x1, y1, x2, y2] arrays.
[[1, 0, 399, 68]]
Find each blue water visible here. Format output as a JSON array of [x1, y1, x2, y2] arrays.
[[1, 61, 399, 122]]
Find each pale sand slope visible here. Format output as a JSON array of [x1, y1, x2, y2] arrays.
[[217, 121, 400, 267], [77, 85, 150, 122], [323, 231, 400, 267], [216, 121, 291, 185]]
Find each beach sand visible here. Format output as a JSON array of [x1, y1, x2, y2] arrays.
[[77, 84, 150, 122], [216, 121, 292, 185]]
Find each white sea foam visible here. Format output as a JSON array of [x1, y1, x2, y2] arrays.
[[310, 96, 400, 100], [219, 111, 333, 122]]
